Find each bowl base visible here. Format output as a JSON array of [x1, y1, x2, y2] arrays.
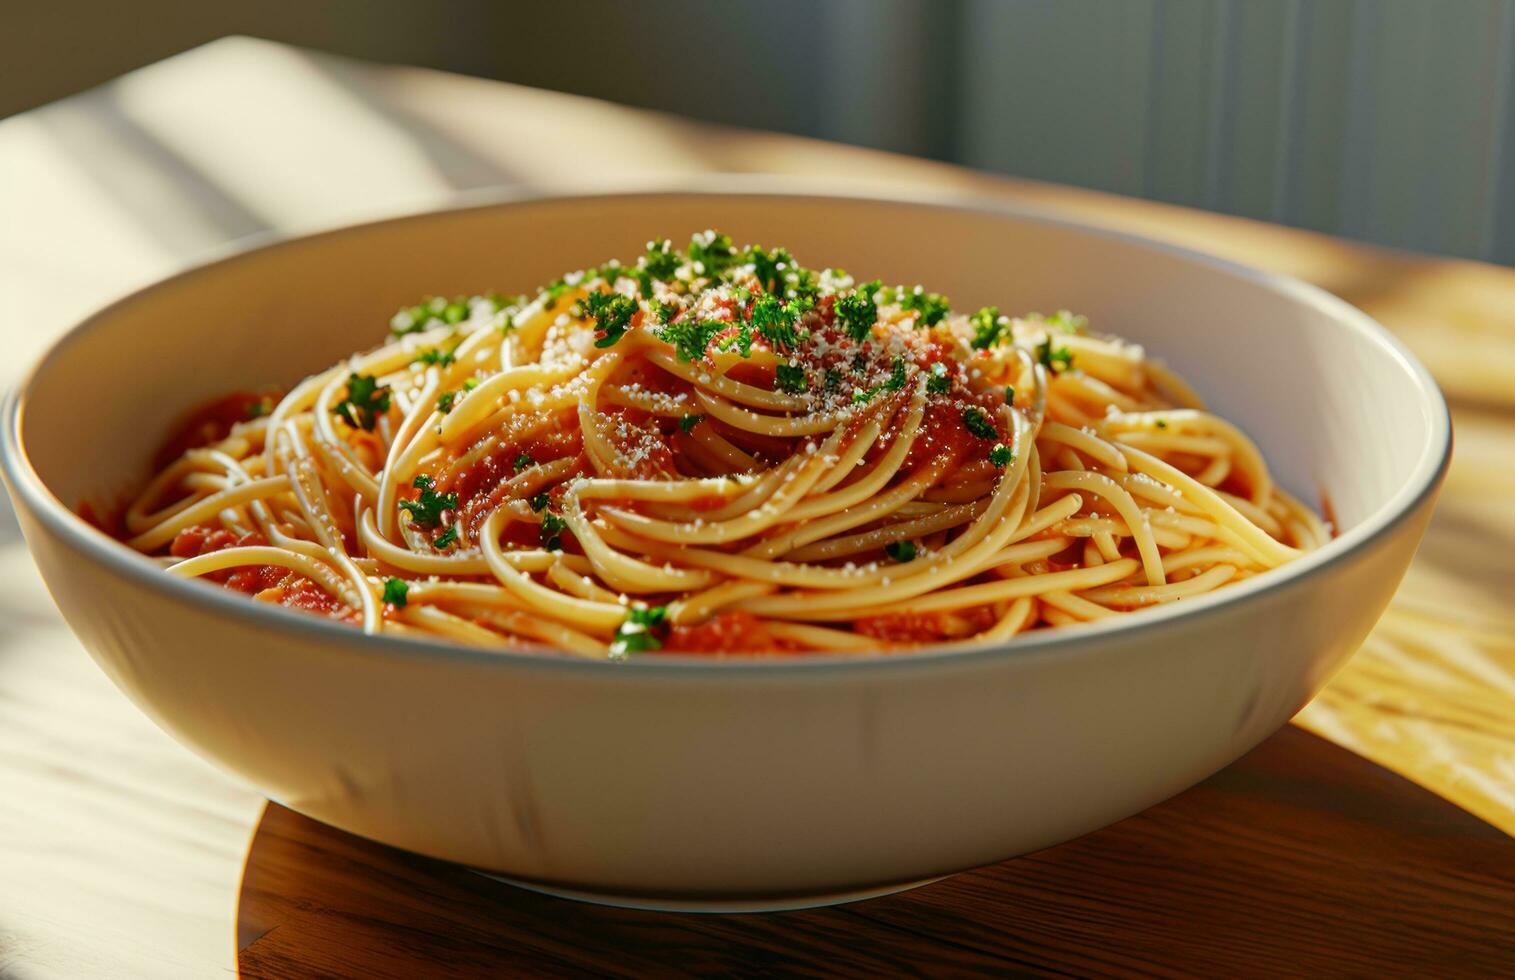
[[474, 871, 949, 913]]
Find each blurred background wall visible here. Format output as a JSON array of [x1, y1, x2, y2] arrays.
[[9, 0, 1514, 264]]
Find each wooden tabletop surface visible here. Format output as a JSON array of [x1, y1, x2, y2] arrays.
[[239, 727, 1515, 979], [2, 37, 1513, 978]]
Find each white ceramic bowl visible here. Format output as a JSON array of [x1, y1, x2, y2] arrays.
[[1, 186, 1450, 911]]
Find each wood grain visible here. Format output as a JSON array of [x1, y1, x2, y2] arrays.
[[236, 727, 1515, 979], [1, 38, 1513, 977]]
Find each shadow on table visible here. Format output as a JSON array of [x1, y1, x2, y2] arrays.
[[235, 727, 1514, 979]]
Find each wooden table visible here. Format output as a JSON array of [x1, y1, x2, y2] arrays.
[[2, 37, 1512, 978]]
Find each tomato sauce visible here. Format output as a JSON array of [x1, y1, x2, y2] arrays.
[[853, 607, 999, 644], [153, 390, 279, 468], [168, 523, 357, 622], [659, 611, 797, 655]]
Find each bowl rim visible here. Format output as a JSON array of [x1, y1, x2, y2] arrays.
[[0, 177, 1453, 676]]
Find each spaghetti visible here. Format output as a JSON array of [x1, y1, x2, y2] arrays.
[[119, 232, 1326, 658]]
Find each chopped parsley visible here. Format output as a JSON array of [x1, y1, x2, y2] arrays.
[[825, 368, 844, 390], [962, 407, 997, 440], [432, 524, 459, 549], [927, 361, 951, 395], [884, 357, 909, 392], [884, 540, 917, 563], [1036, 336, 1075, 373], [775, 363, 808, 394], [1005, 386, 1016, 404], [382, 577, 409, 607], [643, 239, 681, 280], [514, 452, 534, 472], [1044, 309, 1087, 334], [245, 397, 272, 419], [609, 605, 668, 658], [834, 280, 882, 343], [989, 443, 1014, 468], [540, 511, 568, 551], [390, 296, 468, 336], [899, 287, 951, 327], [970, 306, 1007, 350], [463, 377, 479, 391], [687, 231, 739, 276], [541, 277, 575, 310], [852, 387, 876, 405], [714, 321, 754, 358], [398, 475, 456, 530], [413, 347, 456, 367], [580, 290, 640, 349], [436, 390, 456, 414], [1155, 418, 1168, 429], [747, 245, 803, 293], [333, 374, 390, 431], [644, 298, 672, 325], [658, 318, 724, 363], [679, 413, 703, 434], [529, 492, 551, 511], [749, 293, 809, 351]]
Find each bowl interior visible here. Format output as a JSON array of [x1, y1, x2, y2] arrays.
[[17, 191, 1441, 544]]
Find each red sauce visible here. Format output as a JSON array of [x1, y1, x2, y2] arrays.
[[153, 390, 279, 468], [885, 401, 987, 473], [170, 524, 246, 559], [854, 607, 999, 645], [168, 523, 357, 622], [660, 611, 797, 655]]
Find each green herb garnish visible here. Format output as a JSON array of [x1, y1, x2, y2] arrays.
[[927, 362, 951, 395], [643, 239, 681, 280], [382, 578, 409, 607], [679, 413, 703, 434], [334, 374, 391, 431], [970, 306, 1007, 350], [1044, 309, 1087, 334], [581, 290, 640, 349], [658, 318, 725, 363], [398, 475, 457, 530], [687, 231, 738, 276], [714, 321, 754, 358], [884, 540, 917, 563], [432, 524, 459, 549], [529, 492, 551, 512], [989, 443, 1014, 468], [436, 391, 456, 414], [609, 605, 669, 658], [884, 357, 909, 392], [514, 453, 533, 472], [834, 279, 882, 343], [413, 348, 456, 367], [541, 277, 575, 310], [775, 363, 808, 394], [899, 287, 951, 327], [390, 296, 467, 336], [1036, 336, 1075, 373], [540, 511, 568, 551], [962, 407, 997, 440], [746, 245, 805, 294], [749, 293, 809, 351]]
